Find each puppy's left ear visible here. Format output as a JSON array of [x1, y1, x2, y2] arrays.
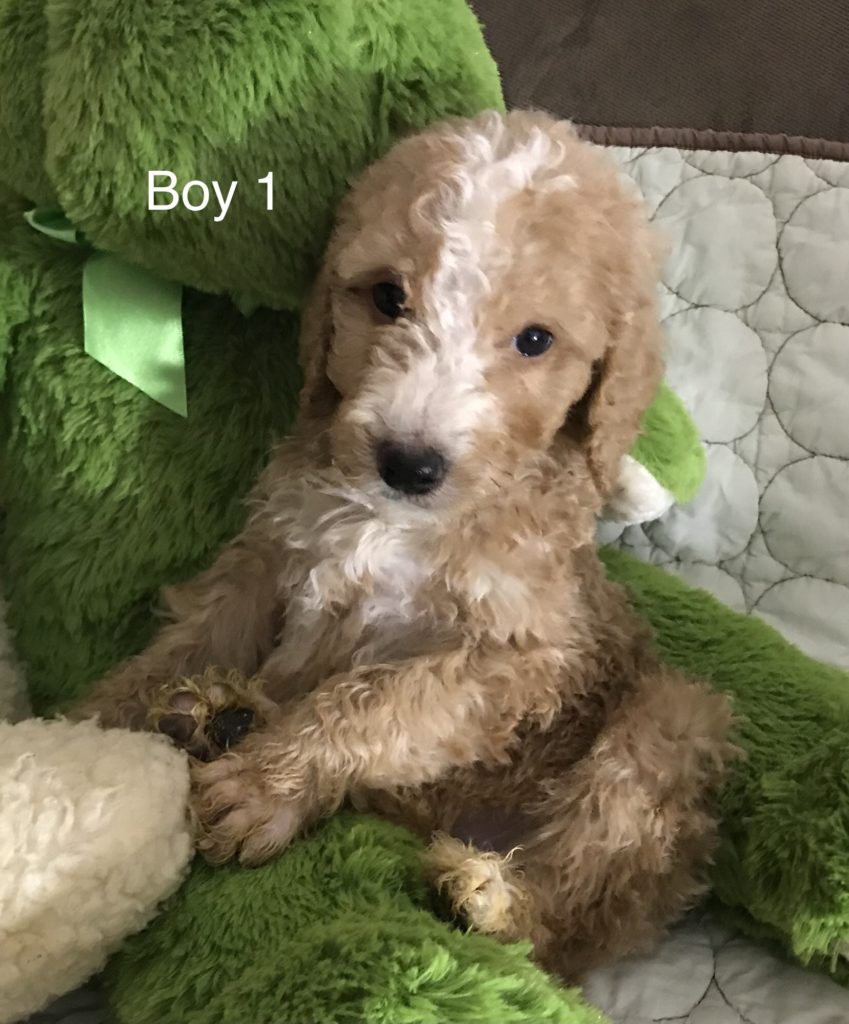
[[582, 299, 664, 498]]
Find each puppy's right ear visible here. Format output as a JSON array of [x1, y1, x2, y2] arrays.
[[297, 254, 340, 428]]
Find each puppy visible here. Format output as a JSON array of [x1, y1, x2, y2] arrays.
[[75, 111, 735, 980]]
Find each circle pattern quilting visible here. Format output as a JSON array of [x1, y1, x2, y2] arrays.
[[608, 146, 849, 669]]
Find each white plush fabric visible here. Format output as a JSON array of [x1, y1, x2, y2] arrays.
[[0, 719, 193, 1024], [602, 454, 676, 527], [607, 145, 849, 671]]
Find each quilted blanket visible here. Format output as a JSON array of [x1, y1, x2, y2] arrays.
[[602, 143, 849, 670], [592, 140, 849, 1023]]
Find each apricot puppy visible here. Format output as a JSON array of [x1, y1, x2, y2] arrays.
[[76, 111, 735, 980]]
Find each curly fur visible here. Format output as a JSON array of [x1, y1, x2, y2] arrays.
[[75, 111, 736, 981]]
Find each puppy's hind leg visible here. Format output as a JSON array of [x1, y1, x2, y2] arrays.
[[515, 668, 737, 980], [422, 833, 538, 940]]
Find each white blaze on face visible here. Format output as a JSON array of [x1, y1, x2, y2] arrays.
[[360, 114, 575, 461], [376, 324, 496, 457]]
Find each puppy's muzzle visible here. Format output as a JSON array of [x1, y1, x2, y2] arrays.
[[376, 441, 447, 496]]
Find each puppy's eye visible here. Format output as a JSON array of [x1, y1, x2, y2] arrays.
[[372, 282, 406, 319], [513, 325, 553, 358]]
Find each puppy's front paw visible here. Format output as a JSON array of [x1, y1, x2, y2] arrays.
[[150, 668, 275, 761], [190, 751, 306, 866]]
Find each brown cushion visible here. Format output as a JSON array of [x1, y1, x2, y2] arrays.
[[472, 0, 849, 144]]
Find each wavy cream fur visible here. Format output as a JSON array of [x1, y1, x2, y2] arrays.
[[0, 719, 192, 1022]]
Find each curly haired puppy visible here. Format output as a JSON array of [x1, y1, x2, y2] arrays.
[[76, 111, 736, 980]]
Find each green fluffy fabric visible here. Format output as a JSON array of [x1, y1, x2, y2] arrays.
[[19, 0, 501, 311], [631, 382, 705, 503], [105, 814, 604, 1024], [0, 204, 302, 712]]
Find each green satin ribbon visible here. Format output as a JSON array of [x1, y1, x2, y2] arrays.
[[24, 208, 187, 417]]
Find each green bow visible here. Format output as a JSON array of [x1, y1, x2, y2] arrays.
[[25, 208, 187, 417]]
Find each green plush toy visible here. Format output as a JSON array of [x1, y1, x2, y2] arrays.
[[1, 1, 848, 1021]]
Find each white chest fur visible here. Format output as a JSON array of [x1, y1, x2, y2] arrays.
[[265, 475, 550, 681], [267, 480, 440, 675], [301, 517, 432, 627]]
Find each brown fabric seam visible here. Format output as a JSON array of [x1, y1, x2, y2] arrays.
[[574, 123, 849, 161]]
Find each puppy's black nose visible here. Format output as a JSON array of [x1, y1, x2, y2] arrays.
[[376, 442, 447, 495]]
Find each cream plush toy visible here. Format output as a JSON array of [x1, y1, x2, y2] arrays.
[[0, 598, 192, 1023]]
